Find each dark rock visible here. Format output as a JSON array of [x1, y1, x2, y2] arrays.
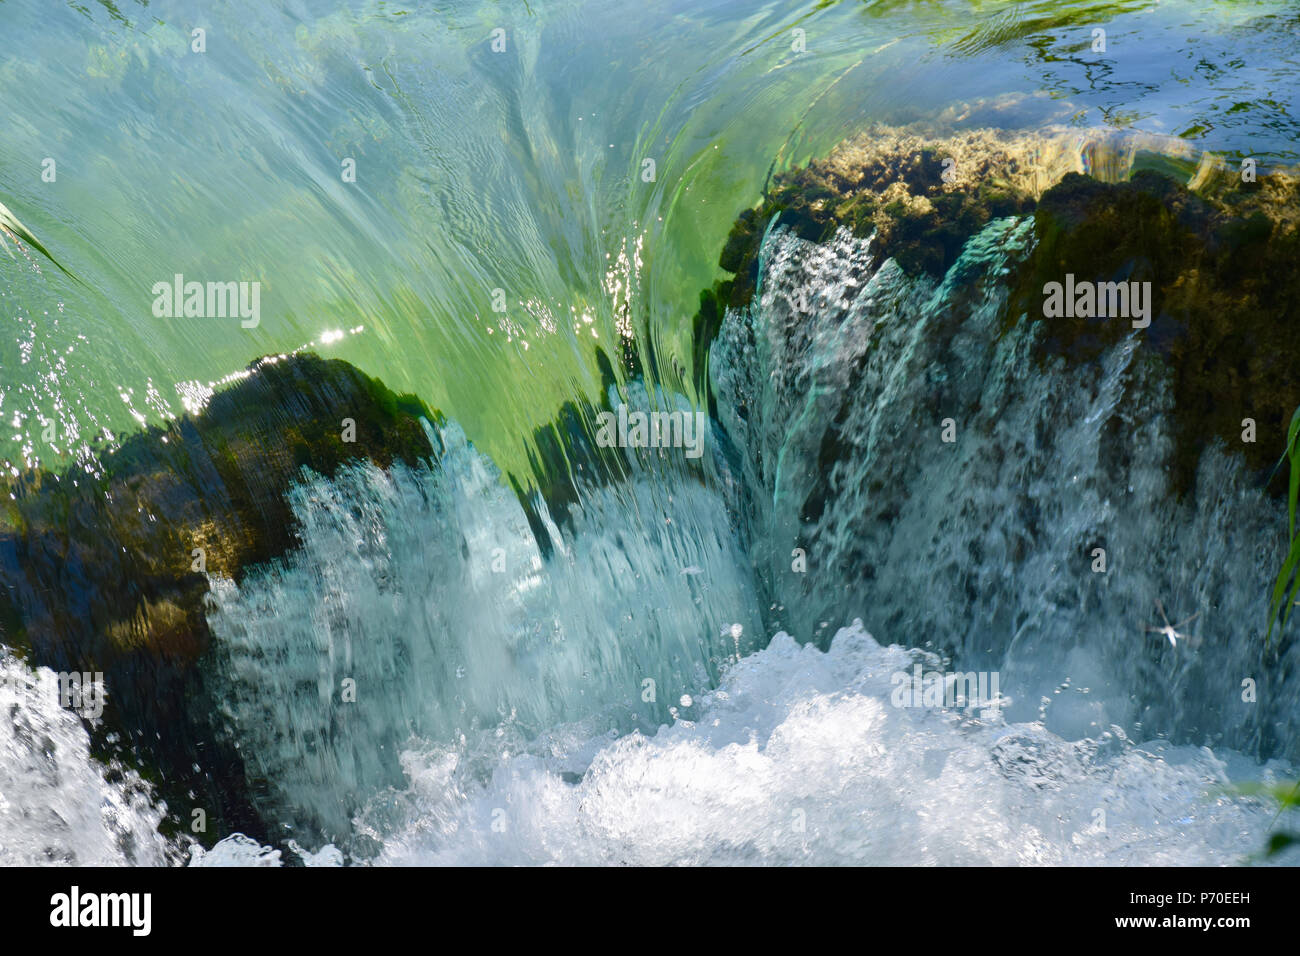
[[1011, 168, 1300, 492], [695, 125, 1300, 497], [0, 352, 440, 842]]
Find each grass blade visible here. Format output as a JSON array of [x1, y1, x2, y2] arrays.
[[0, 197, 79, 281]]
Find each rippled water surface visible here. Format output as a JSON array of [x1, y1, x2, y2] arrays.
[[2, 0, 1297, 477]]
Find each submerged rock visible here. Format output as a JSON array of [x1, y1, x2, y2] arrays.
[[0, 352, 439, 842]]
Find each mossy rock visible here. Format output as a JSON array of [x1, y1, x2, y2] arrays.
[[0, 352, 441, 842], [690, 126, 1065, 388], [693, 124, 1300, 499], [1010, 169, 1300, 492]]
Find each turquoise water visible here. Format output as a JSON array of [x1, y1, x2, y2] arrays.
[[2, 0, 1296, 478]]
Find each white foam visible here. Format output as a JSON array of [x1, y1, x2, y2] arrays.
[[0, 654, 172, 866], [362, 622, 1293, 866]]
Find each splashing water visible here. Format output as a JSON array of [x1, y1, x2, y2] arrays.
[[193, 623, 1294, 866], [200, 420, 762, 846], [7, 206, 1300, 867], [11, 205, 1300, 867], [711, 217, 1300, 759], [0, 655, 173, 866]]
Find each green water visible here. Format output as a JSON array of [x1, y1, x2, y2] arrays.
[[1, 0, 1296, 480]]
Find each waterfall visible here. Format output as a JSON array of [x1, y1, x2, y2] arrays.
[[200, 419, 762, 846], [187, 218, 1298, 862], [712, 217, 1298, 760]]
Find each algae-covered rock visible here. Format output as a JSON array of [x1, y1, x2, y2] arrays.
[[698, 127, 1071, 329], [1010, 167, 1300, 490], [690, 126, 1095, 389], [0, 352, 440, 841], [697, 124, 1300, 494]]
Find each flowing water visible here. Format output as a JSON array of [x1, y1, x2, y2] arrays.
[[2, 0, 1299, 865]]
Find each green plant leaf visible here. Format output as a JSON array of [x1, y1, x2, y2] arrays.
[[1266, 534, 1300, 646], [0, 198, 78, 281], [1227, 781, 1300, 809], [1266, 831, 1299, 857], [1266, 407, 1300, 649], [1286, 569, 1300, 632], [1289, 407, 1300, 540]]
